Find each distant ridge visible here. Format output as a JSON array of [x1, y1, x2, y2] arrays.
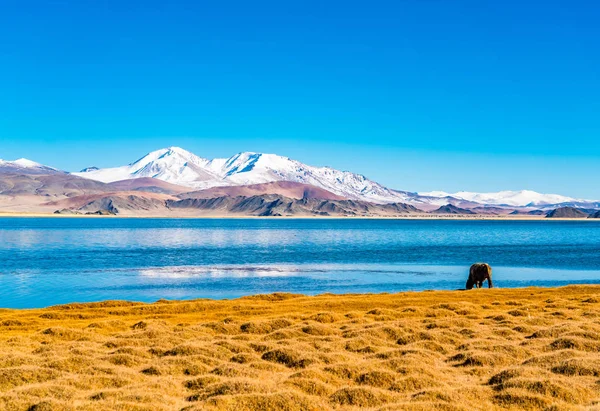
[[419, 189, 587, 207]]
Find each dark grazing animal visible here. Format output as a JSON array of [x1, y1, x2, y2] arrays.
[[466, 263, 493, 289]]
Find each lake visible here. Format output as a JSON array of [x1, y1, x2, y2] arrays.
[[0, 218, 599, 308]]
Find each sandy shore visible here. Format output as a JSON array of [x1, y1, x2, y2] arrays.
[[1, 286, 599, 410]]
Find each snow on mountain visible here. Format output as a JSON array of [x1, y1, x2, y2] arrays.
[[0, 158, 59, 174], [206, 151, 415, 204], [1, 158, 42, 168], [74, 147, 219, 187], [419, 189, 583, 207], [74, 147, 416, 204]]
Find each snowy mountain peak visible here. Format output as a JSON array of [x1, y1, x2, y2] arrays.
[[0, 158, 42, 168], [130, 147, 206, 167], [0, 158, 56, 169], [75, 147, 215, 185], [15, 158, 42, 167], [0, 158, 60, 174]]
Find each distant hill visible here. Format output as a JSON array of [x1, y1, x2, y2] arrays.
[[430, 204, 475, 215], [470, 206, 516, 215], [78, 194, 170, 214], [509, 209, 546, 216], [588, 210, 600, 219], [0, 173, 109, 197], [545, 207, 590, 218]]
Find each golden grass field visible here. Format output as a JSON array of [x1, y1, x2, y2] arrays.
[[1, 286, 599, 410]]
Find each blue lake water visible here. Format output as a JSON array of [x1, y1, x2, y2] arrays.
[[0, 218, 599, 308]]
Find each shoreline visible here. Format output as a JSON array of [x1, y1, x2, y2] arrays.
[[1, 211, 599, 221], [0, 284, 598, 311]]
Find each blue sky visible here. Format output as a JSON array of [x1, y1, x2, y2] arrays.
[[1, 1, 599, 197]]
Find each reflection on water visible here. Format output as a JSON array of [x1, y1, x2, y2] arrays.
[[139, 265, 303, 279], [0, 218, 599, 308]]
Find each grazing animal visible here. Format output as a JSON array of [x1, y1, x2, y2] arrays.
[[466, 263, 493, 289]]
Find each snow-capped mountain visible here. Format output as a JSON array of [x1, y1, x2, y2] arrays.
[[73, 147, 599, 208], [74, 147, 218, 188], [0, 158, 60, 174], [74, 147, 419, 204], [418, 190, 586, 207]]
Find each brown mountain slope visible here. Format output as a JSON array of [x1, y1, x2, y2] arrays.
[[106, 178, 191, 195], [430, 204, 475, 215], [546, 207, 589, 218], [509, 209, 546, 216], [60, 193, 423, 217], [78, 194, 170, 214], [46, 192, 177, 212], [0, 173, 113, 213], [470, 206, 517, 215], [179, 181, 346, 201], [0, 173, 109, 197], [168, 195, 421, 217]]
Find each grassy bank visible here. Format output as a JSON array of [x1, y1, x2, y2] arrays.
[[1, 286, 599, 410]]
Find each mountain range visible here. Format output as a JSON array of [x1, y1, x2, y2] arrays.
[[72, 147, 425, 205], [1, 147, 599, 217], [72, 147, 599, 208]]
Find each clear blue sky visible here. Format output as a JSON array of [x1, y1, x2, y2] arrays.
[[1, 0, 599, 197]]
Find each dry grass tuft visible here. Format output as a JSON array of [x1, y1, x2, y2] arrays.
[[0, 286, 599, 410], [261, 349, 314, 368], [330, 386, 392, 406], [551, 358, 600, 376]]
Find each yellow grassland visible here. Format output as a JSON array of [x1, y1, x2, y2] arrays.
[[0, 286, 599, 410]]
